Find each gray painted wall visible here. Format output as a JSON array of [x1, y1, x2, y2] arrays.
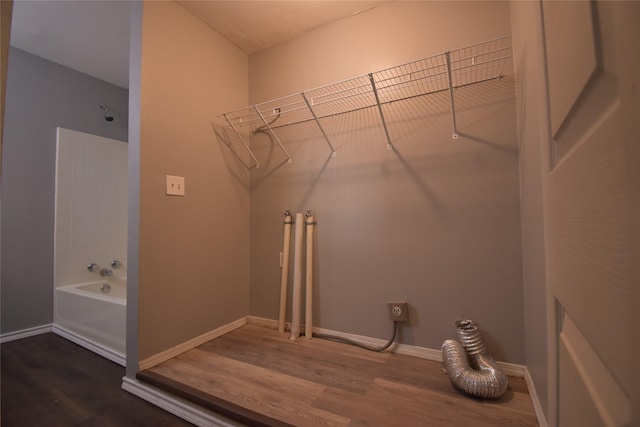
[[1, 47, 128, 334], [248, 2, 525, 364], [135, 1, 249, 360], [510, 0, 550, 419]]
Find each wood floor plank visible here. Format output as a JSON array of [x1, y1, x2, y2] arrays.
[[138, 370, 293, 427], [229, 324, 391, 364], [142, 325, 539, 426], [379, 352, 455, 394], [152, 349, 351, 426], [1, 333, 192, 427], [198, 328, 386, 394], [165, 350, 327, 406], [311, 378, 493, 427], [482, 381, 541, 422], [368, 378, 535, 427]]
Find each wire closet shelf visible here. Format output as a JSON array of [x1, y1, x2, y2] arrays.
[[213, 35, 512, 169]]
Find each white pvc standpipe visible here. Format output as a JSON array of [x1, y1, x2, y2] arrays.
[[304, 213, 314, 340], [290, 213, 304, 340], [278, 212, 293, 334]]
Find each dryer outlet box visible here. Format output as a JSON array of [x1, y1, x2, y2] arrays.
[[387, 302, 409, 322]]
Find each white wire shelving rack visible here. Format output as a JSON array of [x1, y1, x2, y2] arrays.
[[213, 36, 512, 169]]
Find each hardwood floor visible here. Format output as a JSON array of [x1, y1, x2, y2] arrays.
[[140, 324, 539, 426], [1, 333, 193, 427]]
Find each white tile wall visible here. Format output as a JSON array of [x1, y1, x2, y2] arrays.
[[55, 128, 128, 287]]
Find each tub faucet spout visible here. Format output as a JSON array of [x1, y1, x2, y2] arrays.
[[100, 268, 113, 277]]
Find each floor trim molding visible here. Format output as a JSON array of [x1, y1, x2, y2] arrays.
[[524, 367, 548, 427], [122, 377, 242, 427], [247, 316, 525, 377], [0, 323, 53, 343], [52, 324, 126, 366], [139, 317, 248, 371]]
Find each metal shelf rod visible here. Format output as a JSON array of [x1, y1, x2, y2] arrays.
[[368, 73, 394, 150], [231, 73, 507, 133], [223, 113, 260, 169], [449, 47, 512, 66], [229, 67, 443, 126], [445, 51, 459, 140], [305, 88, 372, 110], [310, 81, 371, 102], [450, 55, 513, 73], [253, 106, 292, 163], [222, 36, 510, 120], [301, 93, 336, 157], [374, 65, 447, 84], [228, 66, 450, 128], [265, 101, 380, 130], [215, 36, 513, 164]]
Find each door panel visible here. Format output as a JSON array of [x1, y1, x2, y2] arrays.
[[542, 1, 636, 425], [548, 105, 630, 390], [559, 312, 630, 427], [542, 0, 597, 138]]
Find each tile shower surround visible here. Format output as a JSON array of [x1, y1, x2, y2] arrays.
[[55, 128, 128, 287]]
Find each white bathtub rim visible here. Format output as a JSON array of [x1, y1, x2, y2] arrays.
[[53, 324, 126, 366], [57, 281, 126, 306], [77, 281, 127, 300]]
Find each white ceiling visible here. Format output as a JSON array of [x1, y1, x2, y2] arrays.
[[177, 1, 389, 55], [9, 0, 391, 90]]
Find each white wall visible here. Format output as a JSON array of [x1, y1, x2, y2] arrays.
[[55, 127, 128, 288]]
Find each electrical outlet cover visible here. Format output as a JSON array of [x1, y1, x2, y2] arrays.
[[387, 302, 409, 322], [166, 175, 185, 196]]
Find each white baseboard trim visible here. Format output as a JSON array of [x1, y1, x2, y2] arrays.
[[246, 316, 279, 328], [246, 316, 525, 377], [497, 361, 526, 378], [139, 317, 248, 371], [524, 367, 548, 427], [0, 324, 53, 343], [52, 324, 126, 367], [122, 377, 242, 427]]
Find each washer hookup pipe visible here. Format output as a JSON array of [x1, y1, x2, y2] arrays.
[[278, 211, 292, 334]]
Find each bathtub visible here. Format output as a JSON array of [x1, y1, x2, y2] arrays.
[[53, 279, 126, 366]]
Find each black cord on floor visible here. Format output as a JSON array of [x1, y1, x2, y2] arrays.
[[310, 321, 399, 352]]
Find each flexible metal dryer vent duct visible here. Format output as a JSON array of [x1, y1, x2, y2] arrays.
[[441, 320, 508, 399]]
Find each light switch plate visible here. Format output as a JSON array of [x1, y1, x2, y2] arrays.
[[166, 175, 185, 196]]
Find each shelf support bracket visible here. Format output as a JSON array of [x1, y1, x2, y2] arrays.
[[254, 106, 292, 163], [445, 51, 459, 139], [368, 73, 393, 150], [223, 114, 260, 169], [301, 93, 336, 157]]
